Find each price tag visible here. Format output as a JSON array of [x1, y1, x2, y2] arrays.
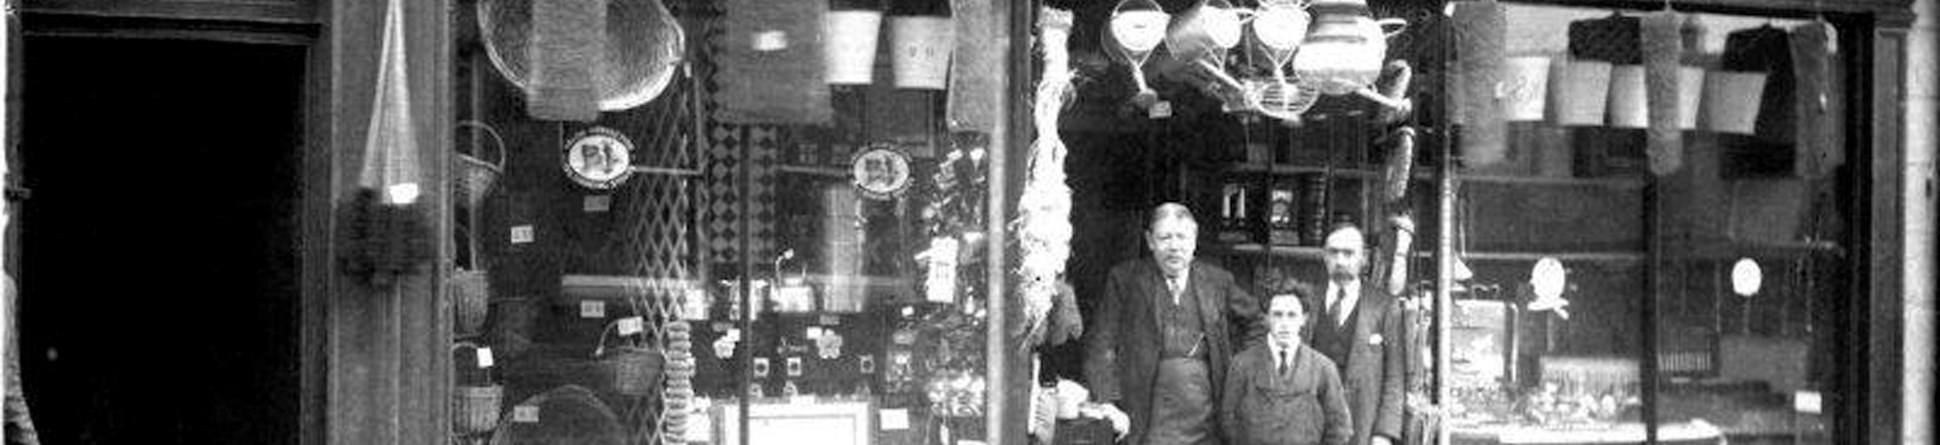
[[1149, 101, 1173, 119], [476, 347, 495, 368], [512, 405, 540, 423], [805, 327, 826, 339], [819, 314, 841, 325], [879, 409, 910, 430], [580, 300, 606, 318], [1794, 391, 1822, 414], [618, 316, 644, 335], [583, 195, 612, 212], [510, 225, 535, 244], [752, 30, 789, 52]]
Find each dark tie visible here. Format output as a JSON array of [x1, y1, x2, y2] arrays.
[[1329, 288, 1345, 326], [1278, 350, 1290, 375]]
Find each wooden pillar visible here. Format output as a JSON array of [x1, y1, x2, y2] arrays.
[[323, 0, 451, 444]]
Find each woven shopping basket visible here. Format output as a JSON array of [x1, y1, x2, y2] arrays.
[[455, 120, 506, 209], [452, 267, 491, 336], [453, 342, 504, 435], [594, 320, 664, 397]]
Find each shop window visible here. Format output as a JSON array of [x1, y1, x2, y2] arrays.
[[1440, 4, 1856, 444], [447, 0, 1010, 444]]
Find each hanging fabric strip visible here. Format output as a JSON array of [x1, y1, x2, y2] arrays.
[[527, 0, 605, 121], [946, 0, 999, 132], [1789, 21, 1841, 178], [714, 0, 832, 124], [1451, 0, 1506, 167], [1642, 10, 1683, 175]]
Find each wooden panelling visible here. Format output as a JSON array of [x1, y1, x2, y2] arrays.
[[22, 0, 316, 24]]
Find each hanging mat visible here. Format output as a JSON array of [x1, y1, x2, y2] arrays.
[[341, 0, 433, 286], [712, 0, 833, 125], [477, 0, 685, 117]]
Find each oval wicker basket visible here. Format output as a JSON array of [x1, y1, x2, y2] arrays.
[[452, 342, 504, 435], [451, 268, 491, 336], [455, 120, 506, 209], [594, 320, 664, 397]]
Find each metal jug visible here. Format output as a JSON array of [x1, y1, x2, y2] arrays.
[[1291, 0, 1406, 96]]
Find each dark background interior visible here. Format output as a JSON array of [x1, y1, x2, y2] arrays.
[[16, 37, 303, 444]]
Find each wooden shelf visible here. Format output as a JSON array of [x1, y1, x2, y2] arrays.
[[1228, 163, 1410, 180], [1227, 163, 1645, 190], [1457, 173, 1648, 189], [1677, 238, 1845, 259], [778, 164, 850, 179], [1460, 251, 1647, 262], [1221, 243, 1325, 259]]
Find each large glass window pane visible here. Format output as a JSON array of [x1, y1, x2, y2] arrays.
[[448, 1, 1009, 444], [1442, 4, 1855, 444]]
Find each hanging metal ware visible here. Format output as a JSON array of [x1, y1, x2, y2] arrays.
[[1101, 0, 1169, 107], [477, 0, 685, 111], [1291, 0, 1408, 108]]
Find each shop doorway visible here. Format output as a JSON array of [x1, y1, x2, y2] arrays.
[[13, 37, 305, 444]]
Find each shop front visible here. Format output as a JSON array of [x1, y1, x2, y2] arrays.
[[0, 0, 1924, 444]]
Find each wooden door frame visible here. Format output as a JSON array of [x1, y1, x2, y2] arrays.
[[4, 0, 456, 444]]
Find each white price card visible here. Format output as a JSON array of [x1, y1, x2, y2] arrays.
[[510, 225, 535, 244], [580, 300, 606, 318], [880, 409, 910, 431], [476, 347, 495, 368], [512, 405, 539, 423], [618, 316, 644, 335], [752, 30, 789, 52], [805, 327, 825, 339], [583, 195, 612, 212], [1794, 391, 1822, 414]]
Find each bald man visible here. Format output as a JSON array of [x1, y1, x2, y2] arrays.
[[1307, 225, 1406, 445], [1087, 203, 1263, 445]]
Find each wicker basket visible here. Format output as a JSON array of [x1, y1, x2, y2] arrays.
[[594, 321, 664, 397], [453, 342, 504, 435], [455, 120, 506, 209], [452, 268, 491, 336]]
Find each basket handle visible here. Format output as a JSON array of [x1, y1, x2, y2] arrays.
[[452, 341, 495, 381], [457, 120, 508, 170], [592, 317, 639, 358]]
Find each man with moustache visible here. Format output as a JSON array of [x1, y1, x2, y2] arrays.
[[1307, 224, 1406, 445], [1086, 203, 1263, 445]]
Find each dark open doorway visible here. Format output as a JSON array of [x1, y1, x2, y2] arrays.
[[14, 37, 305, 444]]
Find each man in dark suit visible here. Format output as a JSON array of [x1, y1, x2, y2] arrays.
[[1307, 225, 1406, 445], [1086, 203, 1264, 445]]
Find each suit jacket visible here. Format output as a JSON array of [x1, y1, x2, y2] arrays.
[[1220, 343, 1351, 445], [1305, 282, 1405, 445], [1085, 259, 1263, 445]]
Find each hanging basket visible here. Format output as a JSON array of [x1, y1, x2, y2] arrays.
[[453, 342, 505, 435], [452, 268, 492, 336], [594, 321, 664, 397], [455, 120, 507, 209]]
